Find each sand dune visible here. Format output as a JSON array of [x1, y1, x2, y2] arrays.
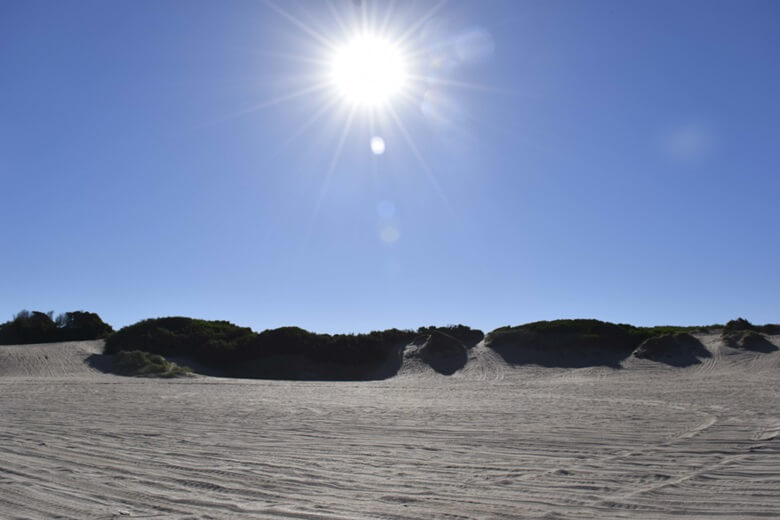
[[1, 334, 778, 518], [0, 340, 105, 377]]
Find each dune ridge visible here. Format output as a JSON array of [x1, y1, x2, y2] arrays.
[[2, 330, 779, 379]]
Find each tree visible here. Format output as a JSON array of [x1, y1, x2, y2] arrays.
[[0, 309, 113, 344], [55, 311, 114, 341]]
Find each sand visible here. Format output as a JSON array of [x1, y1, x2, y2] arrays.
[[1, 334, 778, 519]]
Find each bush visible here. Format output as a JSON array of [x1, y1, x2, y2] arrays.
[[113, 350, 192, 378], [104, 317, 255, 364], [722, 318, 780, 335], [104, 317, 419, 380], [234, 326, 417, 378], [488, 319, 641, 351], [0, 310, 57, 344], [724, 318, 756, 332], [484, 319, 644, 367], [55, 311, 114, 341]]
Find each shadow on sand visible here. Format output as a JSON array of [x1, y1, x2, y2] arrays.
[[88, 349, 407, 381], [411, 331, 468, 375], [489, 343, 630, 368], [227, 352, 405, 381], [487, 334, 632, 368], [723, 331, 779, 353], [632, 333, 711, 367], [85, 353, 115, 373]]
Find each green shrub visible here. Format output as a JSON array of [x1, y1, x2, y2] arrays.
[[113, 350, 192, 378], [104, 317, 419, 379], [488, 319, 640, 351], [55, 311, 114, 341], [104, 317, 255, 364], [724, 318, 756, 332], [236, 326, 416, 373], [722, 318, 780, 335]]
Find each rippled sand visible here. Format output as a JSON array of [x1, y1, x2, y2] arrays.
[[1, 335, 778, 519]]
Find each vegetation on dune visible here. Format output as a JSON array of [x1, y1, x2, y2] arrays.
[[621, 323, 722, 339], [0, 310, 113, 345], [103, 317, 256, 364], [99, 316, 778, 376], [488, 319, 725, 351], [55, 311, 115, 341], [723, 317, 780, 335], [720, 319, 779, 352], [724, 318, 754, 332], [484, 319, 641, 367], [248, 326, 416, 365], [0, 311, 57, 344], [102, 318, 484, 379], [4, 308, 775, 378], [235, 327, 419, 379], [488, 319, 641, 351], [113, 350, 193, 378], [484, 319, 731, 368]]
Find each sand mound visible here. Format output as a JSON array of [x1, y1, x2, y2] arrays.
[[4, 333, 777, 382], [0, 340, 106, 377], [632, 333, 710, 366], [454, 341, 508, 381], [722, 330, 779, 353], [400, 331, 468, 375]]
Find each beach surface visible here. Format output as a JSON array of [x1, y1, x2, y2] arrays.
[[1, 335, 779, 519]]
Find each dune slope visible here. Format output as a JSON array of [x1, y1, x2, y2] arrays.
[[0, 340, 105, 377]]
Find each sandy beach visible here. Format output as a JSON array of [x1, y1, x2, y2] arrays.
[[1, 334, 778, 519]]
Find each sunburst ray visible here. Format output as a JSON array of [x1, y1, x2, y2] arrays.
[[305, 105, 358, 241], [386, 104, 449, 207], [262, 0, 339, 51]]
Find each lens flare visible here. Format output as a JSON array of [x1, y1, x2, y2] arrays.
[[370, 136, 386, 155]]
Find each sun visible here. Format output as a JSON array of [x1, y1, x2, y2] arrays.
[[330, 34, 407, 108]]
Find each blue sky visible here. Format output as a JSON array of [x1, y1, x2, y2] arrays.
[[1, 0, 778, 333]]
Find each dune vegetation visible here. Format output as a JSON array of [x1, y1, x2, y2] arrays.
[[113, 350, 193, 378], [0, 310, 113, 345], [722, 317, 780, 335], [719, 318, 780, 352], [104, 317, 483, 380], [3, 310, 779, 378], [484, 319, 725, 367]]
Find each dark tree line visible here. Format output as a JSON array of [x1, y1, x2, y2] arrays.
[[0, 310, 114, 345], [103, 317, 484, 380]]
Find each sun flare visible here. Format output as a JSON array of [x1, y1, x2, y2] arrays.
[[330, 34, 407, 108]]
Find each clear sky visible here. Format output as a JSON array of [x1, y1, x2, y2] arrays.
[[2, 0, 779, 333]]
